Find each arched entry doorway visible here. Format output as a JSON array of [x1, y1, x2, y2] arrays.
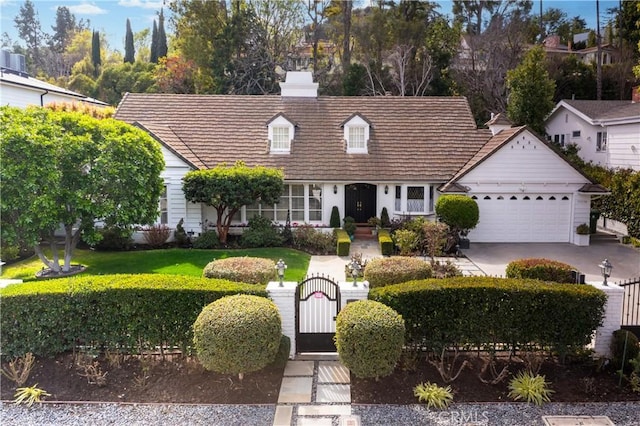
[[345, 183, 377, 223]]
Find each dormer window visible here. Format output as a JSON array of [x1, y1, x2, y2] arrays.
[[342, 113, 371, 154], [267, 113, 295, 154]]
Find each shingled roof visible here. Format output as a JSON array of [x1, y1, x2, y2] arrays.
[[560, 99, 634, 121], [115, 93, 491, 182]]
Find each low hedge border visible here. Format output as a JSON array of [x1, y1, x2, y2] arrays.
[[0, 274, 267, 358], [336, 229, 351, 256], [369, 276, 606, 357], [378, 229, 393, 255], [505, 258, 575, 283]]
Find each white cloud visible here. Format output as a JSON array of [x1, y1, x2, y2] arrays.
[[67, 3, 108, 16], [118, 0, 164, 10]]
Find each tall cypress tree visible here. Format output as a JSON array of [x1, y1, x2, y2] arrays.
[[91, 30, 101, 76], [124, 18, 135, 63], [150, 20, 159, 63], [157, 9, 168, 60]]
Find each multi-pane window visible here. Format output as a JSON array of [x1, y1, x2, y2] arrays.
[[159, 185, 168, 224], [407, 186, 425, 212], [290, 184, 305, 221], [553, 134, 566, 146], [246, 199, 274, 220], [242, 184, 322, 224], [596, 131, 607, 152], [272, 126, 290, 151], [395, 186, 401, 211], [572, 130, 581, 138], [308, 184, 322, 221], [348, 126, 365, 150]]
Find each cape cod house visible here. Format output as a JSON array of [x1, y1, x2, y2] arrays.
[[115, 72, 605, 245]]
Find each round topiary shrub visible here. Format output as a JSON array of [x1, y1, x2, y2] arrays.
[[193, 295, 282, 379], [435, 195, 479, 233], [335, 300, 405, 379], [364, 257, 432, 288], [202, 256, 276, 284], [611, 329, 640, 373], [505, 258, 575, 283]]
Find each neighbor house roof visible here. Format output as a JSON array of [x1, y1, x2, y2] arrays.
[[550, 99, 636, 125], [115, 94, 491, 182]]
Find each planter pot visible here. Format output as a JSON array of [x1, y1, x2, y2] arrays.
[[458, 238, 470, 249], [574, 233, 590, 246]]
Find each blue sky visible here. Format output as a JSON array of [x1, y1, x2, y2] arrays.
[[0, 0, 620, 55]]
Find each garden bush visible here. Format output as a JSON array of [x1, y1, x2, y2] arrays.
[[203, 257, 275, 284], [364, 257, 432, 288], [193, 230, 219, 249], [240, 215, 283, 248], [370, 277, 606, 358], [335, 229, 351, 256], [343, 216, 356, 237], [92, 226, 133, 251], [142, 224, 171, 248], [292, 225, 335, 254], [330, 206, 341, 228], [393, 229, 419, 256], [335, 300, 405, 379], [270, 335, 291, 369], [378, 229, 393, 255], [193, 295, 281, 379], [506, 258, 575, 283], [380, 207, 390, 228], [0, 274, 267, 358], [174, 218, 189, 246], [435, 195, 479, 233], [611, 329, 640, 373], [0, 244, 20, 262]]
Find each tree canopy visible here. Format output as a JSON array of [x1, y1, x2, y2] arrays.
[[0, 106, 164, 273], [182, 162, 284, 244]]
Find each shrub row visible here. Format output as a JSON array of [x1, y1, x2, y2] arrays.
[[505, 258, 575, 283], [369, 277, 606, 357], [364, 257, 432, 289], [0, 274, 267, 358], [378, 229, 393, 255], [336, 229, 351, 256], [202, 257, 275, 284]]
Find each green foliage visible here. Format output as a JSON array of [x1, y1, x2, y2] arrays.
[[413, 382, 454, 409], [1, 245, 20, 262], [13, 384, 50, 407], [292, 225, 336, 255], [174, 218, 189, 246], [124, 19, 135, 63], [335, 300, 405, 379], [393, 229, 419, 256], [183, 162, 284, 244], [330, 206, 341, 228], [240, 215, 283, 248], [506, 45, 556, 135], [377, 229, 394, 255], [335, 229, 351, 256], [193, 295, 281, 378], [380, 207, 390, 228], [505, 258, 575, 283], [142, 224, 171, 248], [422, 221, 450, 259], [0, 106, 164, 273], [342, 216, 357, 236], [611, 329, 640, 373], [435, 195, 479, 233], [369, 277, 606, 356], [588, 167, 640, 239], [270, 335, 291, 369], [364, 257, 432, 289], [91, 30, 101, 76], [95, 61, 157, 106], [0, 274, 267, 358], [202, 257, 275, 284], [508, 371, 554, 405], [576, 223, 590, 235], [192, 230, 219, 249]]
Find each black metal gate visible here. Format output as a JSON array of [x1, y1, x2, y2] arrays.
[[296, 275, 341, 353], [619, 277, 640, 339], [345, 183, 377, 223]]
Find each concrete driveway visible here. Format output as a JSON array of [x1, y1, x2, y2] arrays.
[[463, 240, 640, 283]]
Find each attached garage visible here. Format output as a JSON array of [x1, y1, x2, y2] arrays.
[[469, 193, 572, 243]]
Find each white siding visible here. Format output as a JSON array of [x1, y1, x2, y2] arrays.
[[607, 123, 640, 171], [545, 107, 607, 166], [0, 83, 87, 108], [159, 145, 199, 231]]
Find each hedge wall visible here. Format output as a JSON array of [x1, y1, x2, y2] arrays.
[[0, 274, 267, 358], [369, 277, 606, 356], [336, 229, 351, 256], [377, 229, 393, 256]]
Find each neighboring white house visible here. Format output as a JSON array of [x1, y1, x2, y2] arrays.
[[0, 50, 106, 108], [115, 72, 605, 245], [545, 99, 640, 170]]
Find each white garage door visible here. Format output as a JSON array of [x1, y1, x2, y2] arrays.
[[468, 194, 572, 243]]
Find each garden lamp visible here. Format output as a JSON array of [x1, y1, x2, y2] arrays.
[[598, 258, 612, 286], [350, 258, 362, 286], [276, 259, 287, 287]]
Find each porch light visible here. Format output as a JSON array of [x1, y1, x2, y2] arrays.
[[350, 259, 362, 287], [384, 185, 389, 194], [276, 259, 287, 287], [333, 185, 338, 194], [599, 258, 612, 286]]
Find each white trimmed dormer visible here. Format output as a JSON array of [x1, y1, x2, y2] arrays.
[[267, 113, 296, 154], [342, 113, 371, 154]]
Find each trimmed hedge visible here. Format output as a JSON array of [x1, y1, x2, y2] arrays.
[[364, 257, 432, 288], [0, 274, 267, 358], [506, 258, 575, 283], [335, 300, 405, 379], [193, 295, 281, 377], [378, 229, 393, 255], [369, 277, 606, 356], [336, 229, 351, 256], [203, 256, 276, 284]]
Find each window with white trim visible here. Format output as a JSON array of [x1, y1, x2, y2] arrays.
[[308, 184, 322, 221], [407, 186, 425, 212], [343, 114, 370, 154], [267, 114, 295, 154], [596, 131, 607, 152], [272, 126, 290, 151], [159, 185, 168, 224], [348, 127, 365, 150], [572, 130, 581, 138]]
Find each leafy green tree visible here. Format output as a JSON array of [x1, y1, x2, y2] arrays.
[[435, 194, 479, 236], [150, 20, 159, 64], [124, 19, 135, 63], [0, 106, 164, 274], [182, 162, 284, 244], [506, 45, 555, 134], [14, 0, 46, 73], [95, 61, 157, 105], [91, 30, 101, 76]]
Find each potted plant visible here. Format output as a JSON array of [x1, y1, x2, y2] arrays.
[[575, 223, 590, 246], [367, 216, 381, 235]]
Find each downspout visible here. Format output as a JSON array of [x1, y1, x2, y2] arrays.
[[40, 89, 49, 106]]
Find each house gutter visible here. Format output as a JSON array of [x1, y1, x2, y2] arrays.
[[40, 89, 49, 106]]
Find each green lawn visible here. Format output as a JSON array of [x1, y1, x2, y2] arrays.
[[1, 247, 310, 282]]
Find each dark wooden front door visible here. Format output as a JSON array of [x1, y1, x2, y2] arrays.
[[345, 183, 377, 223]]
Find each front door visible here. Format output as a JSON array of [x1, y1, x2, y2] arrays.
[[345, 183, 377, 223]]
